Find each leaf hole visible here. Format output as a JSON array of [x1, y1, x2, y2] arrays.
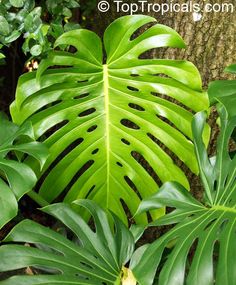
[[127, 86, 139, 92], [124, 175, 142, 200], [74, 272, 89, 279], [187, 238, 199, 269], [203, 218, 217, 231], [38, 120, 69, 141], [87, 125, 98, 133], [131, 151, 161, 186], [156, 114, 176, 129], [120, 198, 133, 222], [212, 241, 219, 279], [121, 138, 130, 145], [129, 103, 145, 111], [85, 185, 95, 199], [152, 73, 170, 78], [74, 93, 90, 99], [152, 92, 194, 114], [91, 148, 99, 155], [218, 219, 229, 232], [51, 100, 62, 107], [151, 91, 163, 97], [138, 47, 170, 59], [121, 119, 140, 130], [147, 132, 186, 172], [78, 108, 96, 117], [213, 180, 218, 191], [130, 74, 140, 77], [36, 137, 84, 189], [65, 160, 94, 193], [116, 162, 123, 167], [80, 261, 93, 269], [130, 22, 155, 41]]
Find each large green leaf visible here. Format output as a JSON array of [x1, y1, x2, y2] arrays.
[[132, 102, 236, 284], [11, 15, 209, 224], [0, 16, 10, 36], [0, 113, 48, 229], [0, 200, 135, 285], [208, 64, 236, 118]]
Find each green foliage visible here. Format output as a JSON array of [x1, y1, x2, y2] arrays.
[[0, 113, 48, 229], [0, 71, 235, 283], [208, 64, 236, 119], [0, 200, 135, 284], [10, 15, 209, 225], [0, 0, 80, 57], [132, 76, 236, 284]]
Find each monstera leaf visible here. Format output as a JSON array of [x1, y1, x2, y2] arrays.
[[208, 64, 236, 119], [132, 97, 236, 283], [10, 15, 209, 224], [0, 113, 48, 229], [0, 200, 135, 285]]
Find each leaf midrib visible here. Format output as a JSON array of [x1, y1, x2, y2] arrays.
[[103, 64, 110, 208], [210, 205, 236, 214]]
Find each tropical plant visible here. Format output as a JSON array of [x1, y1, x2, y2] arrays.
[[208, 64, 236, 118], [130, 70, 236, 284], [10, 15, 209, 224], [0, 67, 235, 283], [0, 200, 136, 285], [0, 113, 48, 229]]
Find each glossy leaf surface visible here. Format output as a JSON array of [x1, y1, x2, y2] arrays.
[[11, 15, 209, 224], [0, 113, 48, 229], [133, 96, 236, 284], [0, 200, 135, 285], [208, 64, 236, 118]]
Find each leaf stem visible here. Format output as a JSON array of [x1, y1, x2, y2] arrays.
[[27, 190, 50, 207]]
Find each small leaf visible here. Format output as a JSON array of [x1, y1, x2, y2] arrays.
[[30, 44, 42, 56], [49, 23, 64, 39], [0, 16, 10, 36], [5, 30, 21, 43], [24, 0, 35, 11], [41, 24, 50, 36], [9, 0, 25, 8], [64, 22, 80, 32], [67, 0, 80, 8], [24, 7, 42, 33], [62, 7, 72, 18]]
